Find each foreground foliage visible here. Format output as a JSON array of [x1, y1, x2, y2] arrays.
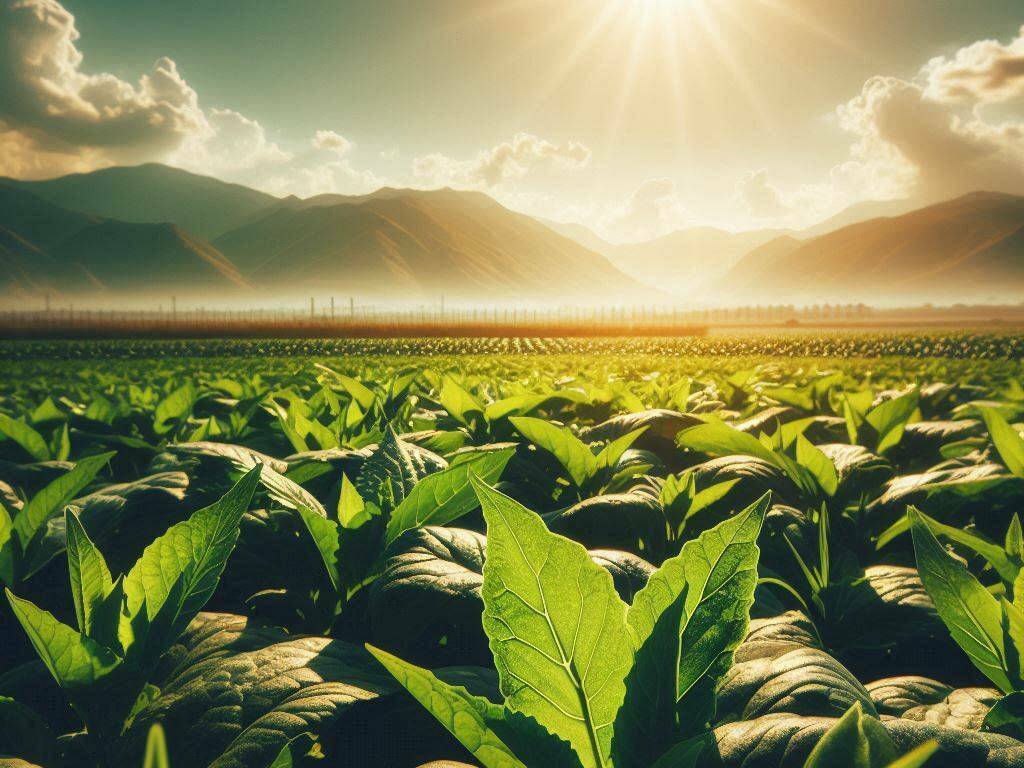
[[0, 339, 1023, 766]]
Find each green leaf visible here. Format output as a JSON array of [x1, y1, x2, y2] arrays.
[[0, 413, 50, 462], [386, 448, 514, 546], [367, 645, 529, 768], [796, 435, 839, 497], [267, 733, 315, 768], [5, 589, 120, 689], [221, 446, 327, 516], [510, 416, 597, 488], [908, 508, 1015, 693], [66, 509, 113, 636], [677, 419, 779, 466], [337, 472, 369, 529], [92, 574, 131, 655], [123, 467, 260, 667], [52, 422, 71, 462], [687, 479, 740, 519], [356, 426, 421, 510], [441, 376, 484, 427], [1007, 515, 1024, 561], [615, 493, 768, 767], [153, 384, 197, 435], [867, 390, 919, 454], [0, 503, 14, 586], [594, 428, 647, 474], [981, 407, 1024, 477], [13, 452, 115, 548], [31, 396, 64, 424], [143, 723, 170, 768], [677, 420, 814, 496], [803, 702, 897, 767], [335, 374, 377, 412], [297, 506, 343, 595], [843, 391, 873, 445], [484, 391, 586, 422], [885, 742, 939, 768], [882, 508, 1019, 587], [982, 690, 1024, 740], [474, 477, 632, 768]]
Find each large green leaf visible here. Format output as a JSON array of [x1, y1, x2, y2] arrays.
[[123, 467, 260, 666], [441, 376, 484, 427], [983, 690, 1024, 740], [5, 590, 120, 689], [510, 416, 597, 488], [981, 407, 1024, 477], [867, 390, 919, 454], [153, 384, 197, 435], [297, 505, 343, 594], [796, 435, 838, 497], [879, 508, 1019, 587], [0, 414, 50, 462], [66, 509, 113, 636], [614, 493, 768, 767], [474, 477, 632, 768], [385, 447, 514, 545], [676, 420, 780, 467], [909, 508, 1015, 693], [368, 645, 529, 768], [0, 503, 14, 586], [803, 702, 897, 767], [356, 426, 425, 509], [13, 452, 115, 549]]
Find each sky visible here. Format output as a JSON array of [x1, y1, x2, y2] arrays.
[[2, 0, 1024, 241]]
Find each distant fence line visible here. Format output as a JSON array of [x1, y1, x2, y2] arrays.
[[0, 305, 713, 339], [0, 302, 1019, 339], [0, 302, 875, 326]]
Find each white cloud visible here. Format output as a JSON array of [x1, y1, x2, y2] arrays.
[[835, 74, 1024, 202], [0, 0, 289, 179], [312, 129, 353, 156], [754, 27, 1024, 224], [923, 25, 1024, 104], [412, 132, 591, 188], [260, 157, 385, 198], [735, 169, 793, 220], [601, 177, 688, 242]]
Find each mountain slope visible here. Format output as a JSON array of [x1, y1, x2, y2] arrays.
[[215, 188, 648, 301], [0, 183, 246, 298], [1, 164, 278, 239], [50, 222, 250, 293], [719, 192, 1024, 304], [799, 197, 921, 238]]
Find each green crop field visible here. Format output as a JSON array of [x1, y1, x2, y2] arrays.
[[1, 335, 1024, 767]]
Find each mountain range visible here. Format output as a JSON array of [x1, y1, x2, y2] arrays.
[[1, 163, 1021, 305]]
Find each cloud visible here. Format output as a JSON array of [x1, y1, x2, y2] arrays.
[[312, 129, 353, 156], [412, 132, 591, 188], [601, 177, 688, 242], [0, 0, 287, 178], [835, 74, 1024, 202], [260, 156, 385, 198], [172, 108, 292, 176], [923, 25, 1024, 104], [735, 170, 793, 219]]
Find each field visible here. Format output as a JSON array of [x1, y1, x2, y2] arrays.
[[1, 334, 1024, 768]]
